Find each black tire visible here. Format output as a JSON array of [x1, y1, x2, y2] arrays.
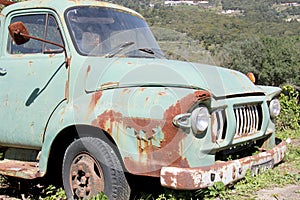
[[62, 137, 130, 200]]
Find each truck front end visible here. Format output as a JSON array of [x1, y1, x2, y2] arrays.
[[62, 1, 286, 191]]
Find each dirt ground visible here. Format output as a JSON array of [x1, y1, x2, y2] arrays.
[[256, 185, 300, 200], [255, 139, 300, 200]]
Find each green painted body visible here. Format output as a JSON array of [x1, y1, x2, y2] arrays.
[[0, 0, 282, 183]]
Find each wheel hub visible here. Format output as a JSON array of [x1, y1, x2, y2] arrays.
[[70, 153, 104, 198]]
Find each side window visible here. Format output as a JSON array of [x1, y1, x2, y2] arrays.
[[8, 14, 64, 54]]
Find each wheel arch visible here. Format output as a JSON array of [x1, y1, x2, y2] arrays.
[[41, 124, 126, 182]]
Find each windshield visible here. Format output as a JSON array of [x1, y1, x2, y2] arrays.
[[65, 6, 164, 58]]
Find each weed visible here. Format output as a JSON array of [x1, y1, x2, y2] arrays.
[[43, 185, 66, 200], [41, 186, 109, 200], [89, 192, 109, 200]]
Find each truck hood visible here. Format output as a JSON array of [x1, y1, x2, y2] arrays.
[[83, 58, 264, 98]]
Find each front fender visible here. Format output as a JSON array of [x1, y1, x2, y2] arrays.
[[38, 87, 211, 176], [38, 100, 79, 174]]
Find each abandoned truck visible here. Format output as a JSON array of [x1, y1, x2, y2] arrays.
[[0, 0, 286, 199]]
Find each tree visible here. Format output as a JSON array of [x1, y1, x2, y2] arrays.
[[218, 36, 300, 86]]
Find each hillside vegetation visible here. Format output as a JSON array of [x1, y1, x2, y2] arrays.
[[109, 0, 300, 87], [2, 0, 300, 86]]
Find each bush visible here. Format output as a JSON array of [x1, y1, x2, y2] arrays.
[[277, 84, 300, 130]]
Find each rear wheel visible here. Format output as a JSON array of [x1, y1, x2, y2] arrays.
[[62, 137, 130, 199]]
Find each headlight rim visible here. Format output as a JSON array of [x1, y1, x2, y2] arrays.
[[191, 106, 210, 136], [269, 98, 281, 118]]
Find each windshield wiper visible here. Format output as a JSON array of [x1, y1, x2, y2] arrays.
[[104, 41, 135, 58], [139, 48, 165, 59], [139, 48, 155, 55]]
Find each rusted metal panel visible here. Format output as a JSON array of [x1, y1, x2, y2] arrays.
[[160, 140, 286, 190], [0, 160, 42, 179], [90, 89, 211, 176], [0, 0, 14, 6]]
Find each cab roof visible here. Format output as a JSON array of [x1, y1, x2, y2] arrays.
[[1, 0, 143, 19]]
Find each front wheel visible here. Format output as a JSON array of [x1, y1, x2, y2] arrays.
[[62, 137, 130, 199]]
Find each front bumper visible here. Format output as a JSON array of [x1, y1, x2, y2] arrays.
[[160, 140, 286, 190]]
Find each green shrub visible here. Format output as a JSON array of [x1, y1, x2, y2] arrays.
[[277, 84, 300, 130]]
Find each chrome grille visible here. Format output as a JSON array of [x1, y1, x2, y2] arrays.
[[234, 104, 262, 138]]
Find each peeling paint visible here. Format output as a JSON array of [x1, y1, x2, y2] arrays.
[[0, 160, 42, 179], [86, 91, 103, 120], [91, 90, 210, 176], [0, 0, 14, 6]]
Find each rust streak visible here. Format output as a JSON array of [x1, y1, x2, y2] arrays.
[[86, 91, 103, 120], [85, 65, 91, 81], [87, 65, 91, 73], [5, 95, 8, 106], [64, 80, 69, 99]]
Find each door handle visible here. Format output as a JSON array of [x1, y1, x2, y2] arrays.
[[0, 68, 7, 76]]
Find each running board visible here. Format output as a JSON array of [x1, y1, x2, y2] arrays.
[[0, 159, 42, 179]]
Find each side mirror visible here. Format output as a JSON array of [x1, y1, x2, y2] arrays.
[[8, 21, 30, 45]]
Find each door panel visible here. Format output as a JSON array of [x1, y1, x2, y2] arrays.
[[0, 13, 67, 148]]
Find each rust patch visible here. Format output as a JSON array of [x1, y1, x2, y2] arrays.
[[0, 0, 14, 5], [194, 90, 211, 101], [100, 82, 119, 89], [139, 87, 146, 92], [48, 54, 55, 58], [90, 91, 103, 108], [8, 22, 30, 45], [92, 90, 210, 176], [0, 160, 41, 179], [86, 91, 103, 120], [121, 88, 130, 94], [161, 140, 286, 190], [158, 91, 166, 96]]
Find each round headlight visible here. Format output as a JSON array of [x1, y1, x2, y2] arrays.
[[191, 107, 210, 135], [269, 99, 281, 118]]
